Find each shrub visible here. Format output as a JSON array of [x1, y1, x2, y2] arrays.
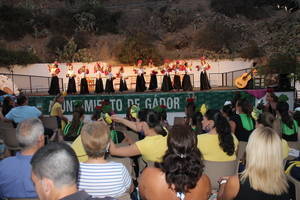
[[240, 41, 265, 59], [0, 48, 40, 66], [50, 8, 76, 36], [118, 33, 163, 65], [195, 21, 241, 53], [73, 32, 90, 49], [56, 38, 92, 62], [159, 7, 191, 32], [47, 35, 68, 55], [0, 5, 34, 40]]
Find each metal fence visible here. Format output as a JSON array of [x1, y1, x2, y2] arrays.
[[209, 68, 252, 87], [0, 73, 64, 94], [1, 72, 194, 94]]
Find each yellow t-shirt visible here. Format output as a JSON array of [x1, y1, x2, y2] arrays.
[[50, 102, 66, 129], [282, 139, 289, 159], [135, 135, 167, 163], [197, 133, 239, 161], [71, 135, 88, 162]]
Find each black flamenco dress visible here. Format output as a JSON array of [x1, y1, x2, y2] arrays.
[[67, 77, 77, 94], [95, 71, 104, 94], [136, 69, 147, 92], [149, 72, 158, 90], [79, 71, 89, 94], [105, 73, 115, 93], [173, 70, 182, 90], [161, 72, 173, 92], [66, 70, 77, 94], [200, 70, 211, 90], [119, 74, 128, 92], [48, 75, 60, 95], [182, 72, 193, 91]]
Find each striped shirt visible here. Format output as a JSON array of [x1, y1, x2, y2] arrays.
[[78, 162, 131, 198]]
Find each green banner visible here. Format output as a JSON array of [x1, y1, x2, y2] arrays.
[[28, 90, 254, 115]]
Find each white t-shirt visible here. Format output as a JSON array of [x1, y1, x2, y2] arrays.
[[78, 162, 131, 198]]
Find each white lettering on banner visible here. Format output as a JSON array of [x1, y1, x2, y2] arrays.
[[134, 98, 140, 106], [159, 98, 166, 106], [85, 100, 94, 112], [174, 97, 180, 109], [167, 97, 173, 109], [145, 98, 152, 108], [65, 100, 73, 112], [127, 99, 134, 106], [152, 98, 158, 107], [110, 99, 116, 110], [116, 99, 122, 111]]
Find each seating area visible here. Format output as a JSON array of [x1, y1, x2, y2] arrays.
[[0, 91, 300, 200]]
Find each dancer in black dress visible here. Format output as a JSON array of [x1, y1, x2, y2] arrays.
[[135, 60, 146, 92], [105, 65, 115, 93], [118, 66, 128, 92], [148, 59, 158, 91], [199, 57, 211, 90], [48, 61, 61, 95], [94, 62, 104, 94], [161, 62, 173, 92], [66, 63, 77, 94], [182, 62, 193, 91], [173, 60, 182, 91], [78, 65, 89, 94]]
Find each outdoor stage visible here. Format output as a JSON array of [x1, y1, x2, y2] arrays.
[[28, 88, 295, 119]]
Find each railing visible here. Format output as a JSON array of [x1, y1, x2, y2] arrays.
[[209, 68, 252, 88], [1, 72, 194, 94], [0, 73, 64, 94]]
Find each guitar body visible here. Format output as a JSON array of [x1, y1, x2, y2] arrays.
[[235, 73, 252, 88]]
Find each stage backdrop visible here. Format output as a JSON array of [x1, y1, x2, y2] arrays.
[[28, 90, 255, 115]]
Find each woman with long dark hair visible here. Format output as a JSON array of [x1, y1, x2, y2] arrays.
[[231, 99, 255, 141], [63, 104, 85, 141], [264, 92, 278, 116], [139, 125, 211, 200], [199, 109, 238, 161], [277, 101, 298, 141]]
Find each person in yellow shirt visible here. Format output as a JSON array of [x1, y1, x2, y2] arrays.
[[50, 93, 68, 130], [198, 109, 238, 161], [109, 109, 168, 163]]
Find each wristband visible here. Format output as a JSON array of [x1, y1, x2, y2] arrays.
[[220, 179, 228, 185]]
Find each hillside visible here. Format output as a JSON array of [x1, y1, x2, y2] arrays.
[[0, 0, 299, 66]]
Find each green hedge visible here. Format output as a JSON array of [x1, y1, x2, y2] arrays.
[[0, 48, 40, 66]]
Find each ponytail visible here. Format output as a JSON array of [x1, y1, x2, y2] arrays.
[[206, 110, 235, 156]]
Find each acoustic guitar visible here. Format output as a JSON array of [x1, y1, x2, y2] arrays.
[[235, 68, 256, 89]]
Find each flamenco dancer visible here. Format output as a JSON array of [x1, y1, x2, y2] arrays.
[[118, 66, 128, 92], [199, 57, 211, 90], [105, 65, 115, 93], [48, 61, 60, 95], [182, 62, 193, 91], [173, 60, 182, 91], [161, 60, 173, 92], [148, 59, 158, 91], [78, 65, 89, 94], [135, 60, 147, 92], [94, 62, 104, 94], [66, 63, 77, 94]]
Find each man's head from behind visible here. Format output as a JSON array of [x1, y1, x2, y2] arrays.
[[31, 142, 79, 200], [17, 118, 44, 150], [17, 95, 28, 106]]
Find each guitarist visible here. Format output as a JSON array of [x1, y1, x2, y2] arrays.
[[244, 62, 257, 89]]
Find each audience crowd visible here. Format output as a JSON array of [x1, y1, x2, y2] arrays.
[[0, 91, 299, 200]]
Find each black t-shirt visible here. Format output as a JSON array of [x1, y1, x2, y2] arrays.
[[230, 114, 255, 141], [234, 178, 290, 200]]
